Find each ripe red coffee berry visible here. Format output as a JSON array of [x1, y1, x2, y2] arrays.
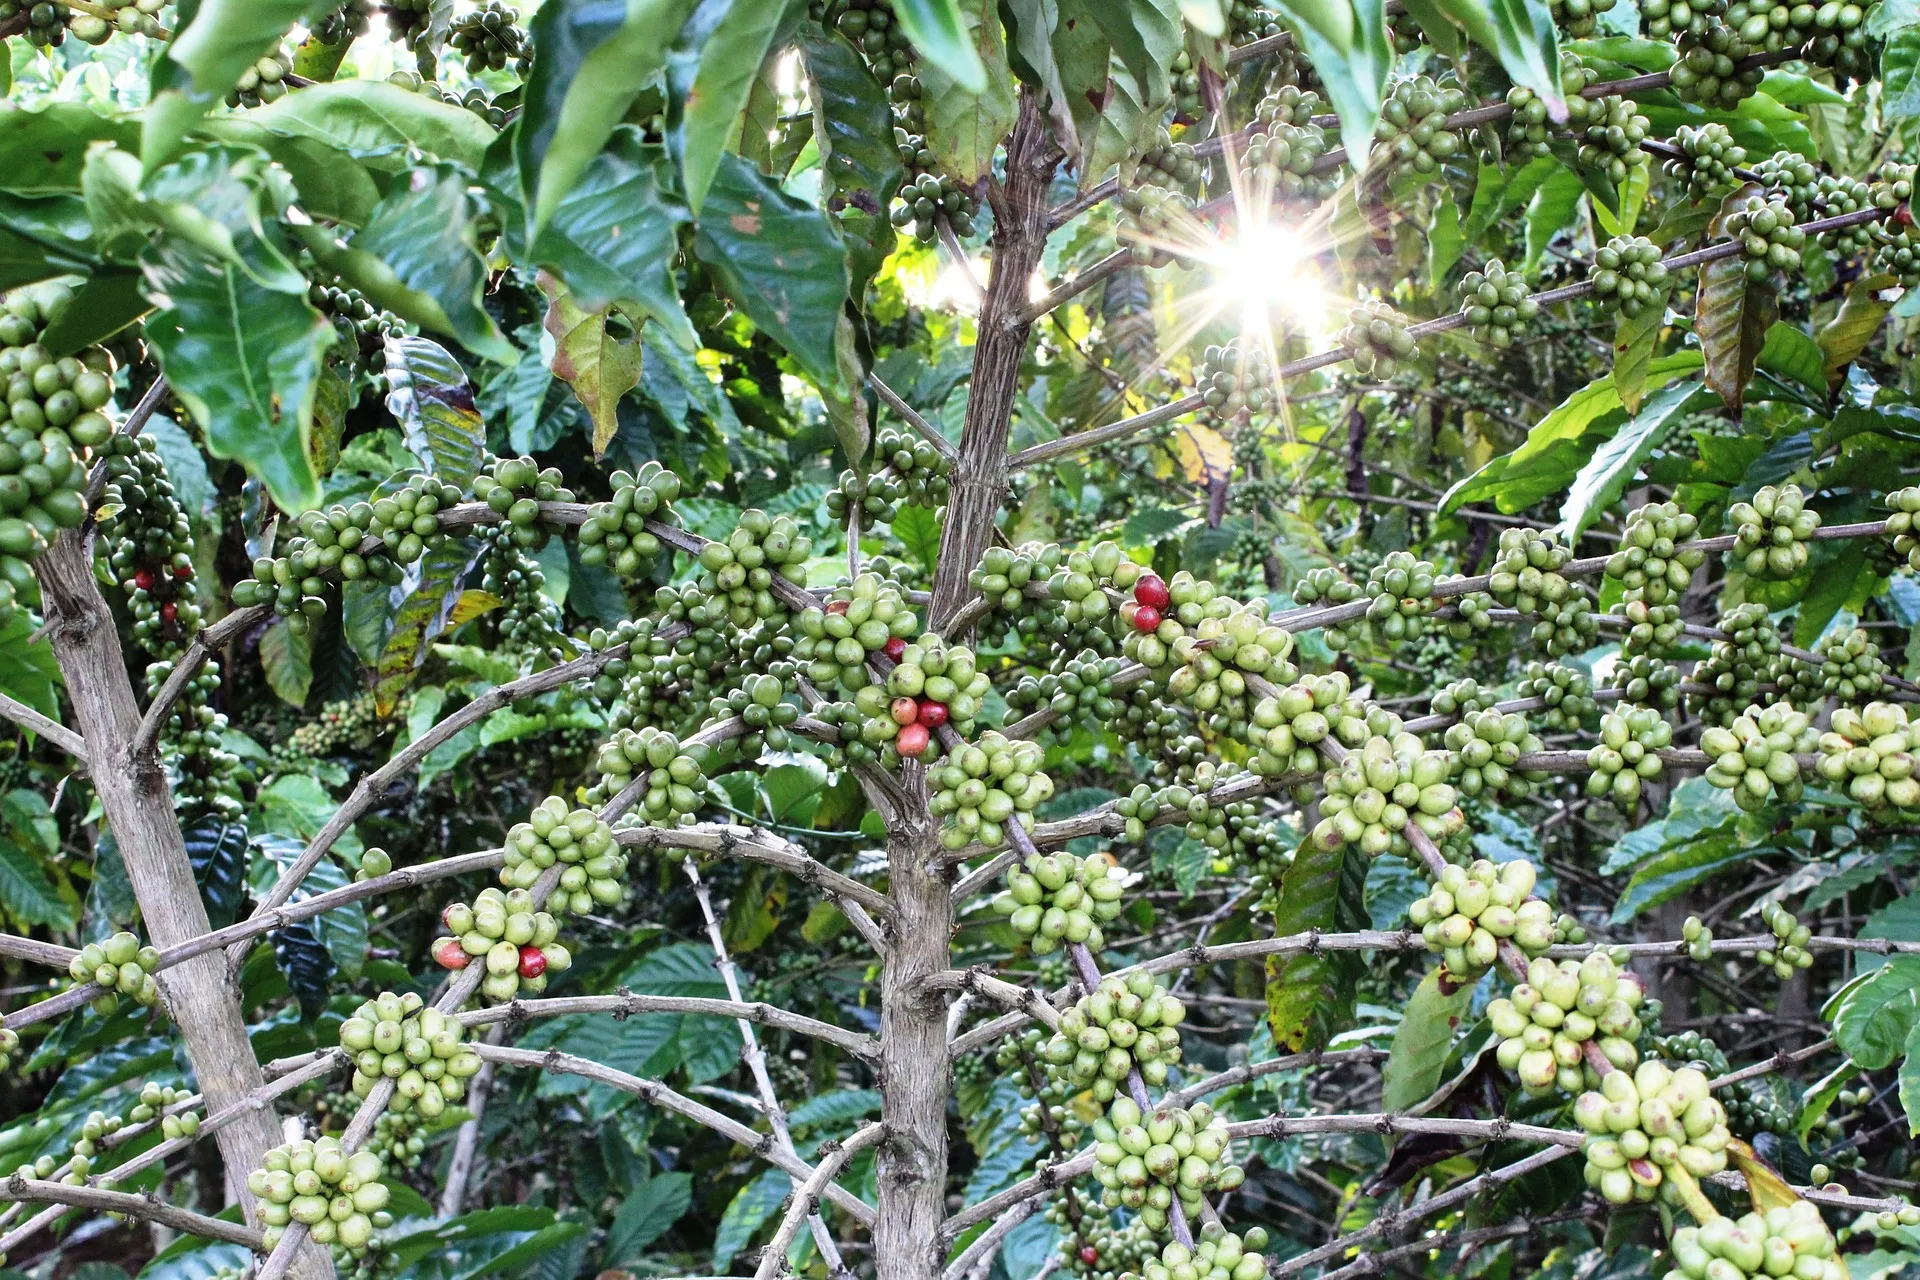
[[161, 602, 177, 623], [1081, 1248, 1100, 1266], [1131, 604, 1162, 633], [433, 939, 470, 970], [133, 569, 154, 591], [891, 696, 920, 726], [1134, 573, 1170, 610], [918, 700, 948, 728], [883, 636, 906, 660], [174, 564, 193, 580], [518, 946, 548, 979], [896, 722, 930, 757]]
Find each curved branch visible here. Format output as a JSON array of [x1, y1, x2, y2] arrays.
[[0, 693, 89, 766], [752, 1122, 887, 1280], [457, 993, 880, 1059], [0, 1176, 264, 1250], [0, 932, 79, 970]]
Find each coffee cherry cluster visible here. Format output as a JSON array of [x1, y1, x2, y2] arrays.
[[1702, 702, 1814, 809], [431, 887, 571, 1002], [1816, 701, 1920, 811], [477, 527, 569, 659], [1136, 1227, 1272, 1280], [796, 574, 919, 694], [354, 848, 393, 883], [1587, 706, 1674, 808], [1006, 651, 1123, 728], [1725, 196, 1807, 279], [1577, 97, 1652, 186], [1090, 1097, 1243, 1233], [1731, 484, 1820, 580], [825, 0, 916, 80], [931, 731, 1050, 850], [1575, 1061, 1730, 1205], [249, 1138, 391, 1254], [1120, 185, 1197, 266], [475, 453, 576, 550], [1667, 1202, 1845, 1280], [1339, 299, 1418, 380], [1290, 566, 1364, 645], [1884, 486, 1920, 570], [1358, 551, 1440, 643], [882, 635, 986, 757], [1608, 502, 1705, 604], [1443, 710, 1546, 801], [67, 932, 160, 1013], [1195, 339, 1278, 426], [1506, 56, 1593, 157], [591, 726, 709, 825], [99, 434, 199, 649], [1670, 22, 1767, 108], [1430, 678, 1495, 718], [1590, 236, 1672, 318], [1688, 603, 1784, 727], [1613, 655, 1684, 709], [827, 426, 952, 527], [1547, 0, 1619, 35], [1040, 971, 1185, 1101], [312, 0, 377, 45], [1243, 87, 1337, 204], [891, 163, 978, 243], [1119, 569, 1204, 666], [1786, 626, 1885, 705], [19, 1082, 202, 1188], [1750, 902, 1815, 978], [1412, 858, 1557, 976], [1517, 661, 1596, 730], [449, 0, 531, 75], [994, 852, 1127, 954], [1316, 733, 1461, 857], [1616, 597, 1684, 657], [1054, 1210, 1156, 1280], [1458, 259, 1539, 348], [0, 1027, 17, 1074], [1374, 76, 1467, 179], [502, 797, 625, 913], [226, 48, 293, 107], [1666, 123, 1747, 199], [341, 992, 483, 1120], [1491, 952, 1647, 1094], [688, 510, 812, 628], [576, 463, 678, 577], [1246, 672, 1379, 781]]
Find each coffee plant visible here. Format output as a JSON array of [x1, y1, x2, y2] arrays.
[[5, 3, 1920, 1280]]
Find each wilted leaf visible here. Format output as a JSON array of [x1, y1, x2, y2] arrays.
[[540, 273, 644, 458]]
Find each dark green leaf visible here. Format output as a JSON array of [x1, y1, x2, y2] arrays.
[[1610, 833, 1767, 923], [919, 0, 1019, 184], [516, 0, 704, 237], [0, 103, 142, 194], [713, 1170, 788, 1270], [893, 504, 942, 574], [1431, 0, 1562, 115], [1524, 164, 1586, 268], [0, 192, 101, 292], [1611, 302, 1663, 413], [239, 81, 497, 174], [1754, 321, 1825, 394], [373, 537, 484, 716], [603, 1174, 694, 1266], [894, 0, 988, 90], [39, 270, 150, 356], [1885, 27, 1920, 117], [1381, 967, 1474, 1112], [695, 152, 850, 390], [259, 618, 313, 707], [1858, 893, 1920, 974], [802, 30, 906, 298], [182, 815, 250, 929], [270, 919, 333, 1020], [0, 835, 73, 929], [143, 0, 332, 171], [1558, 378, 1700, 539], [1269, 0, 1390, 167], [0, 612, 61, 721], [1832, 956, 1920, 1069], [140, 248, 335, 513], [384, 337, 487, 487], [1817, 272, 1896, 388], [1264, 838, 1360, 1052], [668, 0, 803, 214]]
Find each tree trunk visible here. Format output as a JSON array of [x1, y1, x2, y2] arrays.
[[928, 89, 1062, 633], [873, 779, 950, 1280], [34, 532, 334, 1280]]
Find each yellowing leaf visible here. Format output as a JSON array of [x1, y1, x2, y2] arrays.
[[449, 590, 504, 627], [1728, 1138, 1802, 1215], [1173, 422, 1232, 485], [539, 271, 645, 458]]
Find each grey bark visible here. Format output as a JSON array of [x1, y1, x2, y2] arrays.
[[33, 532, 334, 1280]]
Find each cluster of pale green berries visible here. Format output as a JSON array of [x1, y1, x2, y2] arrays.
[[931, 732, 1051, 850], [1725, 196, 1808, 279], [598, 726, 709, 827], [1885, 486, 1920, 570], [18, 1083, 202, 1186], [1039, 971, 1186, 1100], [1360, 551, 1440, 643], [795, 574, 920, 693], [1816, 702, 1920, 811], [576, 463, 679, 578], [1702, 703, 1815, 809], [1487, 527, 1572, 611], [1374, 75, 1467, 178], [66, 932, 160, 1012], [502, 797, 625, 915], [1409, 858, 1555, 975], [248, 1138, 391, 1254], [1458, 259, 1540, 347], [1729, 484, 1819, 579], [1244, 672, 1378, 781], [1136, 1227, 1272, 1280], [341, 992, 483, 1120], [1517, 661, 1596, 731], [1490, 952, 1646, 1095], [1609, 502, 1705, 603], [1443, 710, 1547, 800], [474, 454, 578, 550], [1751, 902, 1815, 979], [431, 887, 571, 1001], [1339, 300, 1418, 380], [1667, 123, 1747, 198], [1666, 1202, 1845, 1280], [992, 851, 1127, 955], [0, 1026, 16, 1073], [1195, 339, 1278, 426], [1574, 1062, 1729, 1205], [1243, 87, 1336, 202], [1590, 236, 1672, 317], [1089, 1098, 1243, 1234], [1586, 706, 1673, 808], [1788, 626, 1885, 705], [1316, 733, 1462, 858]]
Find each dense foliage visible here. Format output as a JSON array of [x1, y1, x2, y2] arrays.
[[5, 1, 1920, 1280]]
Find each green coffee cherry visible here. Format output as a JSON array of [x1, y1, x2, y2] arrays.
[[340, 992, 484, 1120], [1729, 484, 1818, 578], [1573, 1061, 1730, 1205], [1586, 706, 1673, 808], [67, 931, 160, 1012], [1411, 858, 1556, 975], [248, 1137, 389, 1255], [993, 852, 1128, 955], [1702, 702, 1815, 810], [1491, 951, 1646, 1094], [1040, 970, 1185, 1103], [504, 796, 625, 915]]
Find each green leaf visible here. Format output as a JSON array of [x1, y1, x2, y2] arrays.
[[515, 0, 703, 238], [0, 611, 60, 721], [1381, 967, 1474, 1112], [0, 103, 142, 194], [802, 30, 907, 298], [239, 80, 498, 174], [893, 504, 942, 574], [603, 1174, 693, 1266], [1269, 0, 1390, 169], [1611, 302, 1663, 413], [1796, 1057, 1855, 1143], [259, 618, 313, 707], [1426, 189, 1464, 288], [528, 128, 698, 350], [1432, 0, 1562, 116], [695, 152, 850, 390], [1902, 1020, 1920, 1137], [0, 834, 73, 929], [181, 815, 249, 929], [764, 755, 829, 825], [0, 192, 102, 292], [1754, 321, 1825, 394], [1610, 833, 1765, 922], [1817, 272, 1896, 389], [1832, 956, 1920, 1069], [668, 0, 803, 213], [918, 0, 1019, 185], [1858, 893, 1920, 974], [539, 273, 644, 459], [713, 1170, 788, 1270], [144, 0, 331, 172], [141, 249, 335, 514], [383, 337, 487, 488], [39, 270, 150, 357], [1886, 27, 1920, 118], [1524, 164, 1586, 269], [1264, 838, 1360, 1052], [373, 538, 483, 716], [894, 0, 989, 91], [1558, 378, 1700, 539]]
